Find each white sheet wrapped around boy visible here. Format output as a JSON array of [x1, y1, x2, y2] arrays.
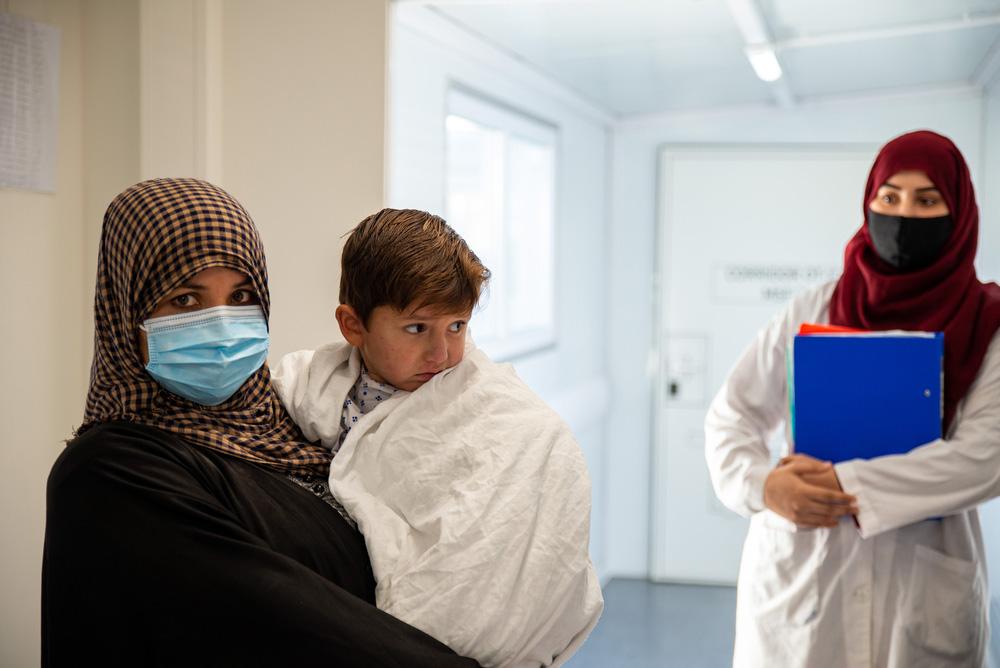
[[273, 340, 603, 667], [271, 208, 602, 667]]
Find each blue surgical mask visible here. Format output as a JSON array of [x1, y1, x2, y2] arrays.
[[142, 305, 269, 406]]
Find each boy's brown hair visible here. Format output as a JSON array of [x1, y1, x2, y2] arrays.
[[340, 208, 491, 325]]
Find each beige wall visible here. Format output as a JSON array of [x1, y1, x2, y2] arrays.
[[82, 0, 143, 327], [0, 1, 386, 665], [222, 0, 387, 358], [1, 2, 86, 665]]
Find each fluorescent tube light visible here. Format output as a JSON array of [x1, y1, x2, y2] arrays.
[[746, 45, 783, 82]]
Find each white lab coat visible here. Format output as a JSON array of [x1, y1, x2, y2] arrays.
[[705, 281, 1000, 667]]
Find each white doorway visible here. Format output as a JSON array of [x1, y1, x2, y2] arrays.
[[650, 144, 877, 584]]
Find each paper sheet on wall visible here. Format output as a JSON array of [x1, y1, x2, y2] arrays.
[[0, 12, 60, 192]]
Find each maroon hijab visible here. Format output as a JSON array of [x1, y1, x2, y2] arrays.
[[830, 130, 1000, 432]]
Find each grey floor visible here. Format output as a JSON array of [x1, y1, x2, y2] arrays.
[[566, 579, 737, 668], [568, 581, 1000, 668]]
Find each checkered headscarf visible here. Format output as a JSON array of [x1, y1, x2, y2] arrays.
[[80, 178, 331, 476]]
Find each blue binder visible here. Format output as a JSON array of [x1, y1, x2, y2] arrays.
[[791, 332, 944, 463]]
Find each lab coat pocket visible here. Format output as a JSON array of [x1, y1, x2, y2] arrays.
[[749, 512, 822, 630], [903, 544, 984, 661]]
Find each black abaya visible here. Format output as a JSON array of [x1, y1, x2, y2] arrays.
[[42, 422, 479, 667]]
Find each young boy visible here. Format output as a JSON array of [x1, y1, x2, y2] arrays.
[[273, 209, 603, 668]]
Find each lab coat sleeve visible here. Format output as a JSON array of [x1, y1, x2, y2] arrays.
[[705, 302, 795, 517], [836, 332, 1000, 538]]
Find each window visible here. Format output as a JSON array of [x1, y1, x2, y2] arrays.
[[445, 89, 557, 360]]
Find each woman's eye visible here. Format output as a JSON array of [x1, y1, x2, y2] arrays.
[[232, 289, 255, 304], [449, 321, 466, 333], [171, 293, 197, 308], [405, 324, 425, 334], [881, 193, 896, 204], [919, 198, 938, 207]]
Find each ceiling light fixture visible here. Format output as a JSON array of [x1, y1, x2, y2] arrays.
[[745, 45, 782, 82]]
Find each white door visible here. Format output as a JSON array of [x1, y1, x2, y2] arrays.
[[650, 144, 876, 584]]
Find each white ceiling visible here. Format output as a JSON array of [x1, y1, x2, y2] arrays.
[[400, 0, 1000, 116]]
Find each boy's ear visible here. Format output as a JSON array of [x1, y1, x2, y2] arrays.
[[335, 304, 366, 347]]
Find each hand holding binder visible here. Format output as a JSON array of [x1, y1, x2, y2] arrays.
[[763, 455, 858, 527]]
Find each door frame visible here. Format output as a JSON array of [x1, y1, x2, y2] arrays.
[[648, 142, 878, 584]]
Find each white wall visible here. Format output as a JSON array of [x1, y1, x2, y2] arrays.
[[388, 5, 613, 577], [0, 2, 387, 665], [607, 87, 987, 577], [981, 76, 1000, 667]]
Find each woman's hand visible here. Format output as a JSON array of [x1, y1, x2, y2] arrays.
[[763, 455, 858, 528]]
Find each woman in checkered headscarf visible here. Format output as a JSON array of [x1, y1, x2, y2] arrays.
[[80, 177, 331, 474], [42, 178, 478, 668]]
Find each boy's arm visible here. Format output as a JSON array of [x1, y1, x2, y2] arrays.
[[272, 343, 357, 447], [271, 349, 316, 428]]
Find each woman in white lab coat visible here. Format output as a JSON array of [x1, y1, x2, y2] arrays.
[[705, 130, 1000, 667]]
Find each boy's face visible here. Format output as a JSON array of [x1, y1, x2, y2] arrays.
[[336, 303, 472, 392]]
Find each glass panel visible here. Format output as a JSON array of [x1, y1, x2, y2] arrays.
[[445, 114, 504, 343], [445, 95, 557, 359], [506, 136, 554, 335]]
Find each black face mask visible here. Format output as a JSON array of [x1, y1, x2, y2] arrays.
[[866, 210, 953, 271]]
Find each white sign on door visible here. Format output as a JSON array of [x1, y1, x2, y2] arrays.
[[713, 263, 840, 304]]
